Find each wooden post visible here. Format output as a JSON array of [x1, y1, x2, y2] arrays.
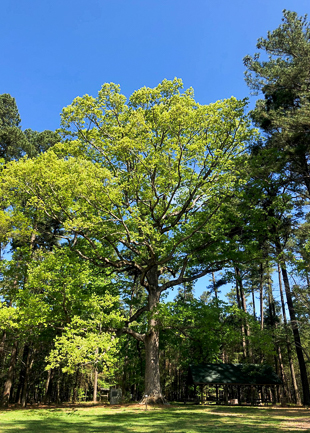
[[224, 385, 228, 404]]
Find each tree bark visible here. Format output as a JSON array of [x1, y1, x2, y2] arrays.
[[267, 274, 288, 398], [144, 329, 161, 399], [0, 331, 6, 368], [21, 347, 34, 407], [16, 345, 27, 405], [142, 266, 165, 403], [235, 277, 241, 309], [93, 347, 98, 403], [44, 369, 53, 404], [72, 369, 80, 403], [235, 267, 251, 359], [260, 263, 264, 331], [251, 288, 256, 319], [277, 263, 301, 405], [1, 340, 18, 407], [276, 244, 310, 405], [212, 272, 218, 304], [234, 269, 246, 358], [277, 344, 289, 399]]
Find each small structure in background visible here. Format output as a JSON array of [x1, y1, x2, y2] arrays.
[[110, 388, 122, 405], [98, 388, 110, 402], [187, 364, 282, 405]]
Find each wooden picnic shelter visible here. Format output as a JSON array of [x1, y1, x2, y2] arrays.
[[187, 363, 282, 405]]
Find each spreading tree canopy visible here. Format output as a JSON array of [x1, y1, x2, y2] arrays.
[[1, 79, 256, 402]]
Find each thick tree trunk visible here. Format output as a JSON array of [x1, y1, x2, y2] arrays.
[[1, 340, 18, 407], [142, 266, 165, 404], [276, 245, 310, 405], [144, 328, 161, 399]]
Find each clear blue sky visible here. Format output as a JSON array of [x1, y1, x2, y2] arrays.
[[2, 0, 309, 302], [2, 0, 309, 133]]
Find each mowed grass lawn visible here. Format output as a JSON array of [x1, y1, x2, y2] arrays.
[[0, 404, 309, 433]]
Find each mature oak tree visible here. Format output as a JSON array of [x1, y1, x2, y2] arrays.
[[2, 79, 255, 402]]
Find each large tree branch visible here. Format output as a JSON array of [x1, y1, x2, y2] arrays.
[[119, 327, 145, 342], [101, 326, 145, 342], [128, 305, 149, 324], [160, 261, 226, 292]]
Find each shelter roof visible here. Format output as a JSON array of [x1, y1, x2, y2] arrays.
[[189, 364, 282, 385]]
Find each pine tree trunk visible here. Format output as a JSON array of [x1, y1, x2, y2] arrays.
[[212, 272, 218, 304], [252, 288, 256, 319], [267, 275, 280, 381], [260, 263, 264, 330], [235, 267, 251, 359], [267, 272, 287, 398], [235, 277, 241, 309], [278, 263, 300, 404], [276, 246, 310, 405], [300, 155, 310, 197]]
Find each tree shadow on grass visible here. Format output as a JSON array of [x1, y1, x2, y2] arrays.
[[1, 409, 307, 433]]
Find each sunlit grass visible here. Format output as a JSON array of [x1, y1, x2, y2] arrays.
[[0, 404, 309, 432]]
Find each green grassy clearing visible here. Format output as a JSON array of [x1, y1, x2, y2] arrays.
[[0, 404, 309, 433]]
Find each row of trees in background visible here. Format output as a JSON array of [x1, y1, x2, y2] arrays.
[[0, 10, 309, 406]]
